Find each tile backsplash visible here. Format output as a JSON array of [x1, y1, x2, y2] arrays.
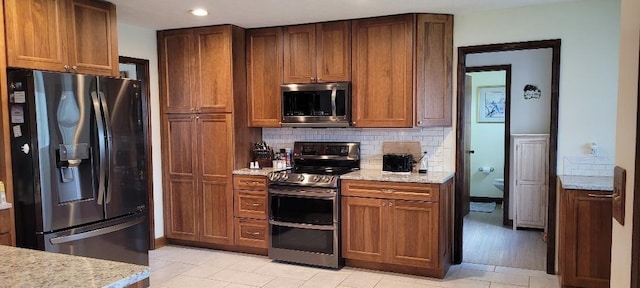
[[262, 127, 454, 172], [562, 156, 614, 176]]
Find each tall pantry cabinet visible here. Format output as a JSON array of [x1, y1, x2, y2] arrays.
[[510, 134, 549, 229], [158, 26, 260, 246]]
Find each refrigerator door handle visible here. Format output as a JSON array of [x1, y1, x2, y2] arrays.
[[97, 91, 113, 204], [49, 216, 145, 245], [91, 91, 107, 205]]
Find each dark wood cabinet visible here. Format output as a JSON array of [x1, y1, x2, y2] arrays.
[[159, 26, 241, 114], [246, 27, 283, 127], [351, 14, 414, 127], [559, 180, 612, 288], [415, 14, 453, 127], [341, 179, 453, 278], [283, 21, 351, 83], [5, 0, 118, 76], [233, 175, 268, 250]]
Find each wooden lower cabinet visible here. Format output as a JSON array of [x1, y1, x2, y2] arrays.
[[233, 175, 268, 250], [559, 180, 612, 288], [341, 179, 453, 278], [0, 209, 11, 246]]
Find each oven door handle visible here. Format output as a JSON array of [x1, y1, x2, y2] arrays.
[[269, 220, 335, 231], [269, 190, 336, 199]]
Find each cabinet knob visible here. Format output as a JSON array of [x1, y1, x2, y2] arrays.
[[64, 65, 70, 71], [418, 120, 422, 125], [382, 201, 386, 207], [196, 116, 200, 119], [190, 108, 195, 111], [71, 65, 77, 71], [389, 201, 394, 207]]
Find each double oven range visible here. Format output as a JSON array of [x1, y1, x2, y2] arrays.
[[268, 142, 360, 268]]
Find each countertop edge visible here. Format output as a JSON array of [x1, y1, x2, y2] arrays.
[[104, 269, 150, 288], [340, 171, 455, 184], [558, 175, 614, 191]]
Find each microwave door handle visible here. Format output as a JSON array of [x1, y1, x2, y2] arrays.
[[331, 85, 337, 119]]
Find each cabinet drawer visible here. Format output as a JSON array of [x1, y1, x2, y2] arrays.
[[0, 233, 9, 246], [341, 180, 439, 201], [233, 176, 267, 190], [0, 209, 10, 234], [234, 218, 268, 248], [235, 191, 267, 219]]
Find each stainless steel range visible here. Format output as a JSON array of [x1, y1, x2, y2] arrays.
[[268, 142, 360, 268]]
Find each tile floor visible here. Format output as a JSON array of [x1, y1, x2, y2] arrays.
[[149, 245, 560, 288]]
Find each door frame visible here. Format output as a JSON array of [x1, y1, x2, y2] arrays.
[[465, 65, 512, 226], [631, 38, 640, 288], [118, 56, 155, 250], [454, 39, 561, 274]]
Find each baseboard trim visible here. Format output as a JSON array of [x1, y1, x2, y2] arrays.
[[470, 196, 503, 204], [153, 237, 167, 249]]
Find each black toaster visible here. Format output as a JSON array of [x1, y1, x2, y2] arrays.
[[382, 153, 414, 173]]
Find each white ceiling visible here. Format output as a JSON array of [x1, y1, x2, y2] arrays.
[[110, 0, 579, 30]]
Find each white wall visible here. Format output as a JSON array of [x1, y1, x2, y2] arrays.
[[467, 49, 552, 135], [468, 71, 505, 198], [116, 23, 163, 239], [455, 0, 620, 175], [611, 0, 639, 286]]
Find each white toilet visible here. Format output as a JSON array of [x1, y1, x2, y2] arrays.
[[492, 178, 504, 192]]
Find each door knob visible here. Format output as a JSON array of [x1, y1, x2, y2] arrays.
[[467, 150, 475, 154]]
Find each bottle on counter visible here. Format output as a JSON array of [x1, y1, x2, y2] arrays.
[[285, 148, 292, 168]]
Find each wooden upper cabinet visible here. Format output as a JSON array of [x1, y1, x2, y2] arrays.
[[352, 14, 414, 127], [415, 14, 453, 127], [4, 0, 118, 76], [158, 26, 239, 113], [246, 27, 283, 127], [283, 21, 350, 83], [158, 30, 194, 113]]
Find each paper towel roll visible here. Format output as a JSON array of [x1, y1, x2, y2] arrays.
[[478, 166, 494, 174]]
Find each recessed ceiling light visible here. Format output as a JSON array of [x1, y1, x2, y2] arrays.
[[189, 8, 208, 16]]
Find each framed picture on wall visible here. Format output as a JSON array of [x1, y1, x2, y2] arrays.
[[477, 86, 506, 123]]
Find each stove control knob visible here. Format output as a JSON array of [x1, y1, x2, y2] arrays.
[[312, 175, 321, 182], [320, 176, 329, 182], [281, 174, 289, 181], [297, 174, 305, 181]]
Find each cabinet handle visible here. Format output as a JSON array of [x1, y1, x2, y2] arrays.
[[389, 201, 394, 207], [317, 77, 321, 82], [382, 201, 386, 207], [71, 65, 77, 71], [418, 120, 422, 125], [195, 116, 200, 119], [245, 203, 261, 207], [310, 77, 315, 82], [190, 108, 195, 111], [380, 188, 395, 193], [587, 193, 614, 198], [245, 231, 261, 236], [64, 65, 70, 71], [242, 181, 260, 186]]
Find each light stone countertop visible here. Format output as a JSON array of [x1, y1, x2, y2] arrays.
[[0, 245, 149, 288], [232, 167, 289, 177], [340, 170, 455, 184], [558, 175, 613, 191], [0, 202, 12, 210]]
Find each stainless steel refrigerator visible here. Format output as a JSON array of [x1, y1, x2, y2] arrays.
[[7, 69, 149, 266]]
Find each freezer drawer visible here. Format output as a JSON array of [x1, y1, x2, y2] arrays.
[[42, 213, 148, 266]]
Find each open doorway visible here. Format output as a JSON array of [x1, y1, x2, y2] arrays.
[[454, 40, 561, 274]]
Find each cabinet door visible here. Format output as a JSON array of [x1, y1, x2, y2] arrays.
[[4, 0, 67, 72], [563, 190, 612, 287], [197, 114, 234, 244], [341, 196, 385, 262], [246, 27, 283, 127], [515, 184, 546, 228], [513, 135, 549, 229], [66, 0, 118, 76], [283, 24, 316, 83], [234, 218, 268, 249], [158, 30, 195, 113], [387, 200, 439, 269], [415, 14, 453, 127], [317, 21, 351, 82], [192, 26, 233, 113], [352, 14, 413, 127], [235, 190, 267, 219], [162, 115, 198, 241]]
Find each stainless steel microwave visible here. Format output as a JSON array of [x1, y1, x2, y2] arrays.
[[281, 82, 351, 128]]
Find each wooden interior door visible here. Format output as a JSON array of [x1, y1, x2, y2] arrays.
[[387, 200, 439, 269], [67, 0, 118, 76], [462, 75, 472, 216], [317, 21, 351, 82], [158, 30, 194, 113], [192, 26, 232, 113], [162, 114, 198, 241], [197, 114, 234, 244], [283, 24, 316, 83], [4, 0, 67, 72], [514, 136, 548, 229], [246, 27, 283, 127], [351, 14, 413, 127], [342, 196, 385, 262]]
